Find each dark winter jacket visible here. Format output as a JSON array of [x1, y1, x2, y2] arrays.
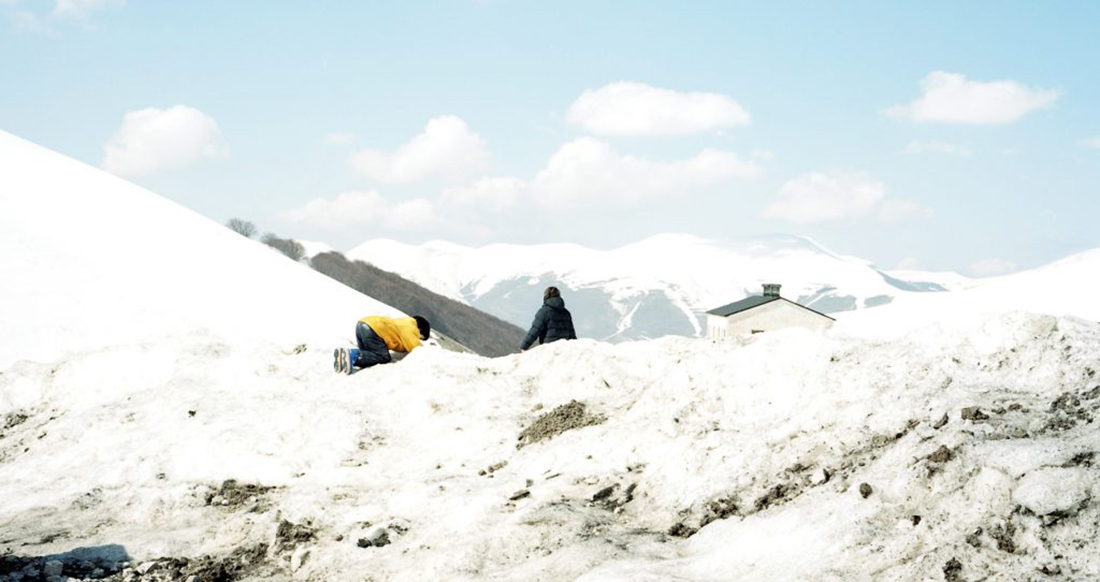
[[520, 296, 577, 350]]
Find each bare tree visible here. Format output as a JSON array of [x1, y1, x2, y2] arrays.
[[226, 218, 257, 239], [261, 232, 306, 262]]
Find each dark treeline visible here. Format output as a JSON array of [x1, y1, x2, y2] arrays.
[[311, 251, 525, 357]]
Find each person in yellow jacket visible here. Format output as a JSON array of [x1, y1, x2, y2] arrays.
[[334, 315, 431, 374]]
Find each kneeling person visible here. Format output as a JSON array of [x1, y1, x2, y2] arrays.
[[334, 315, 431, 374]]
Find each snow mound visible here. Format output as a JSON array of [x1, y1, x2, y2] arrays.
[[3, 310, 1100, 581]]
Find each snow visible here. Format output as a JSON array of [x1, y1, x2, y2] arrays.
[[0, 130, 402, 370], [1013, 467, 1095, 516], [3, 131, 1100, 581]]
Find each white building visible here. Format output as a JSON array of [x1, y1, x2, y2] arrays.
[[706, 283, 835, 339]]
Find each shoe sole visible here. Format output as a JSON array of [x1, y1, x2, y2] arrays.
[[334, 348, 347, 374]]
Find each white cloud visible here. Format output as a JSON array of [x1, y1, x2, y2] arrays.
[[281, 191, 437, 232], [970, 258, 1018, 277], [878, 198, 935, 223], [280, 191, 387, 230], [903, 140, 972, 156], [52, 0, 123, 19], [566, 81, 750, 136], [102, 105, 228, 177], [384, 199, 439, 231], [529, 137, 762, 208], [441, 177, 525, 213], [324, 133, 356, 146], [5, 0, 121, 31], [887, 71, 1060, 124], [763, 172, 886, 223], [349, 115, 490, 184], [1081, 137, 1100, 149]]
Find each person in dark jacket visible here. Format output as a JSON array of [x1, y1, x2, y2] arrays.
[[520, 286, 577, 351]]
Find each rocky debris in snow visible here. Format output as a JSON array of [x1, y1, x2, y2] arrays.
[[961, 407, 989, 421], [587, 482, 637, 512], [273, 518, 316, 552], [859, 483, 873, 499], [478, 460, 507, 477], [1062, 451, 1095, 468], [1043, 390, 1096, 432], [591, 485, 616, 503], [1039, 563, 1063, 576], [121, 543, 269, 582], [3, 412, 28, 431], [943, 557, 964, 582], [509, 489, 531, 501], [989, 520, 1017, 554], [933, 413, 949, 429], [698, 495, 738, 529], [965, 527, 983, 548], [202, 479, 276, 512], [517, 400, 606, 448], [355, 521, 409, 550], [928, 445, 954, 464], [911, 515, 922, 526], [754, 483, 791, 511], [357, 528, 390, 549], [667, 522, 697, 538], [0, 544, 270, 582]]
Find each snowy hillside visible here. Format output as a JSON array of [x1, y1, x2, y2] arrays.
[[347, 235, 941, 341], [839, 248, 1100, 341], [0, 131, 403, 370]]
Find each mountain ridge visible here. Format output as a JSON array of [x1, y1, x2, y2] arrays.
[[343, 234, 965, 341]]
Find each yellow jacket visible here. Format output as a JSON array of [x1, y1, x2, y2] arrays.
[[361, 316, 423, 353]]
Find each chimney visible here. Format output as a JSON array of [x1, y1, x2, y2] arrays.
[[763, 283, 781, 297]]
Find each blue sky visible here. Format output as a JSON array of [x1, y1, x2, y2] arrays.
[[3, 1, 1098, 276]]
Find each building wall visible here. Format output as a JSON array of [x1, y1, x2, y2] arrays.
[[707, 299, 833, 339]]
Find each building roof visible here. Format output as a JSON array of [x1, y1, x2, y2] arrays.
[[706, 295, 836, 320], [706, 295, 780, 317]]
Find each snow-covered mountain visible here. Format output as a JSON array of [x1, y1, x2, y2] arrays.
[[347, 235, 960, 341], [4, 131, 1100, 581]]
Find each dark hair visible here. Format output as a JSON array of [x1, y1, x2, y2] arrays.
[[413, 315, 431, 340], [543, 286, 561, 300]]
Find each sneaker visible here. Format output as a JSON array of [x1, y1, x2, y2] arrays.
[[348, 348, 360, 372], [333, 348, 348, 374]]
